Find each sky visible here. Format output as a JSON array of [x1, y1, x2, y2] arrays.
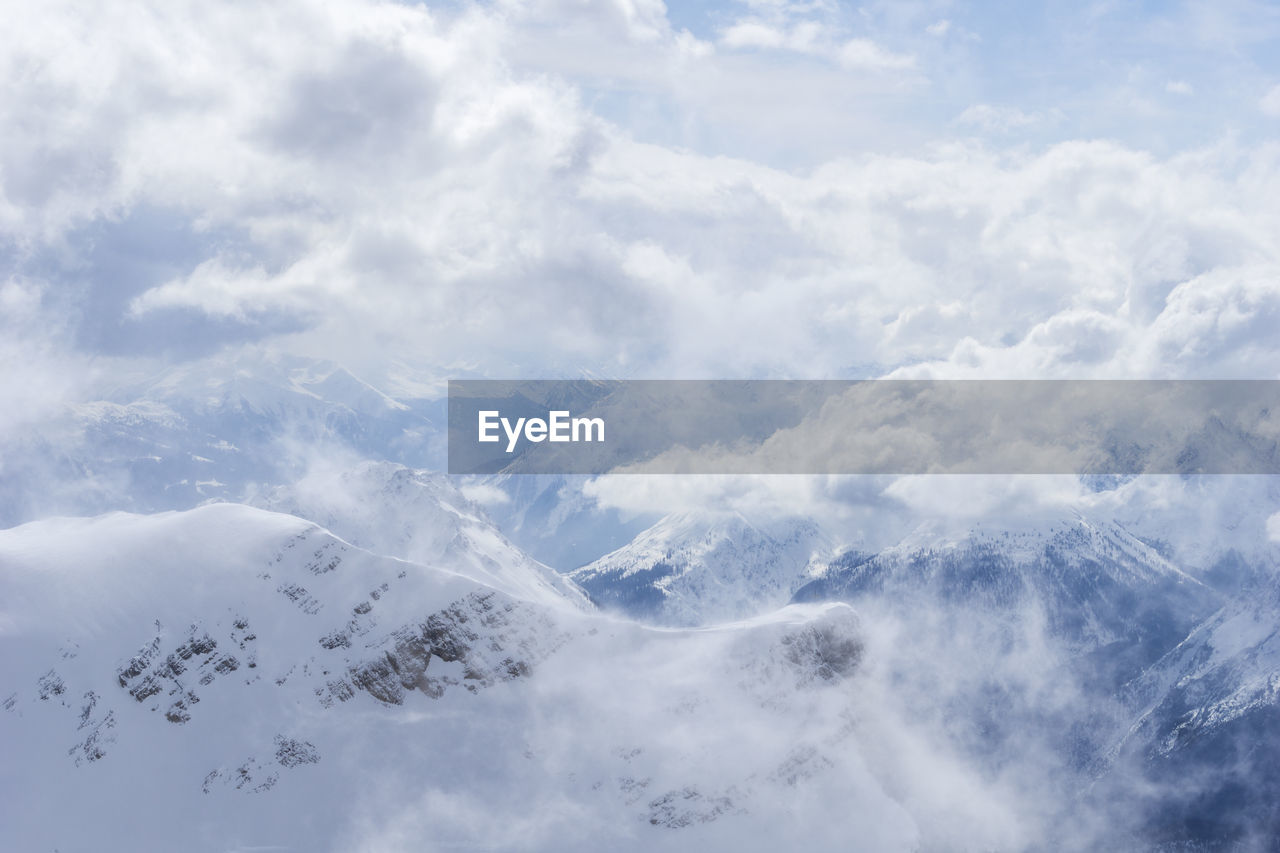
[[3, 0, 1280, 438]]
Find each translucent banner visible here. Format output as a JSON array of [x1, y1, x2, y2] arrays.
[[447, 380, 1280, 475]]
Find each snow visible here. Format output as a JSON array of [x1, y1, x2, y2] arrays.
[[0, 503, 1040, 852], [570, 510, 835, 626], [248, 461, 589, 610]]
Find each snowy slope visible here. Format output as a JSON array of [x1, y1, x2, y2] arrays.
[[774, 507, 1239, 835], [0, 504, 574, 850], [1098, 569, 1280, 846], [249, 461, 589, 608], [795, 509, 1218, 665], [0, 504, 1045, 853], [569, 511, 835, 626], [1120, 572, 1280, 748]]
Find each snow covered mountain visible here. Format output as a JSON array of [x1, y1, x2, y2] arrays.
[[795, 510, 1219, 676], [569, 511, 835, 626], [1, 503, 1052, 852], [7, 492, 1280, 849], [249, 460, 588, 607], [1100, 568, 1280, 846], [0, 503, 575, 850], [0, 351, 444, 527], [776, 506, 1280, 848]]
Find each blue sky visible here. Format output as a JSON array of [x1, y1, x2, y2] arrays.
[[515, 0, 1280, 164]]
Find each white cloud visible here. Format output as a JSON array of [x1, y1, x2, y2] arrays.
[[0, 278, 89, 442], [838, 38, 916, 72], [955, 104, 1059, 132], [717, 16, 914, 76], [721, 20, 790, 50], [1261, 83, 1280, 116], [3, 0, 1280, 402], [1166, 80, 1194, 96], [459, 482, 512, 506]]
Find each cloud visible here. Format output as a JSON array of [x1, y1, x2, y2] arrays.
[[4, 0, 1280, 415], [720, 20, 799, 51], [0, 277, 91, 442], [954, 104, 1060, 133], [838, 38, 916, 72], [1261, 83, 1280, 117], [718, 19, 915, 74], [458, 482, 512, 506]]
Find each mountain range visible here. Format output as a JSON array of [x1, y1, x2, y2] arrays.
[[4, 356, 1280, 850]]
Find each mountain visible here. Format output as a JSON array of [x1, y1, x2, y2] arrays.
[[0, 351, 445, 527], [783, 508, 1280, 848], [1, 503, 1040, 852], [569, 510, 835, 626], [1100, 568, 1280, 847], [0, 503, 576, 850], [249, 460, 588, 607], [794, 510, 1219, 683]]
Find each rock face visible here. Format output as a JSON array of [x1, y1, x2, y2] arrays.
[[321, 589, 565, 708]]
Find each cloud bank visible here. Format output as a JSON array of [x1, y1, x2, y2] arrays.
[[3, 0, 1280, 403]]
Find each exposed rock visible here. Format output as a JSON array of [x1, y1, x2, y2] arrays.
[[37, 670, 66, 701], [274, 735, 320, 768], [648, 786, 745, 828]]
